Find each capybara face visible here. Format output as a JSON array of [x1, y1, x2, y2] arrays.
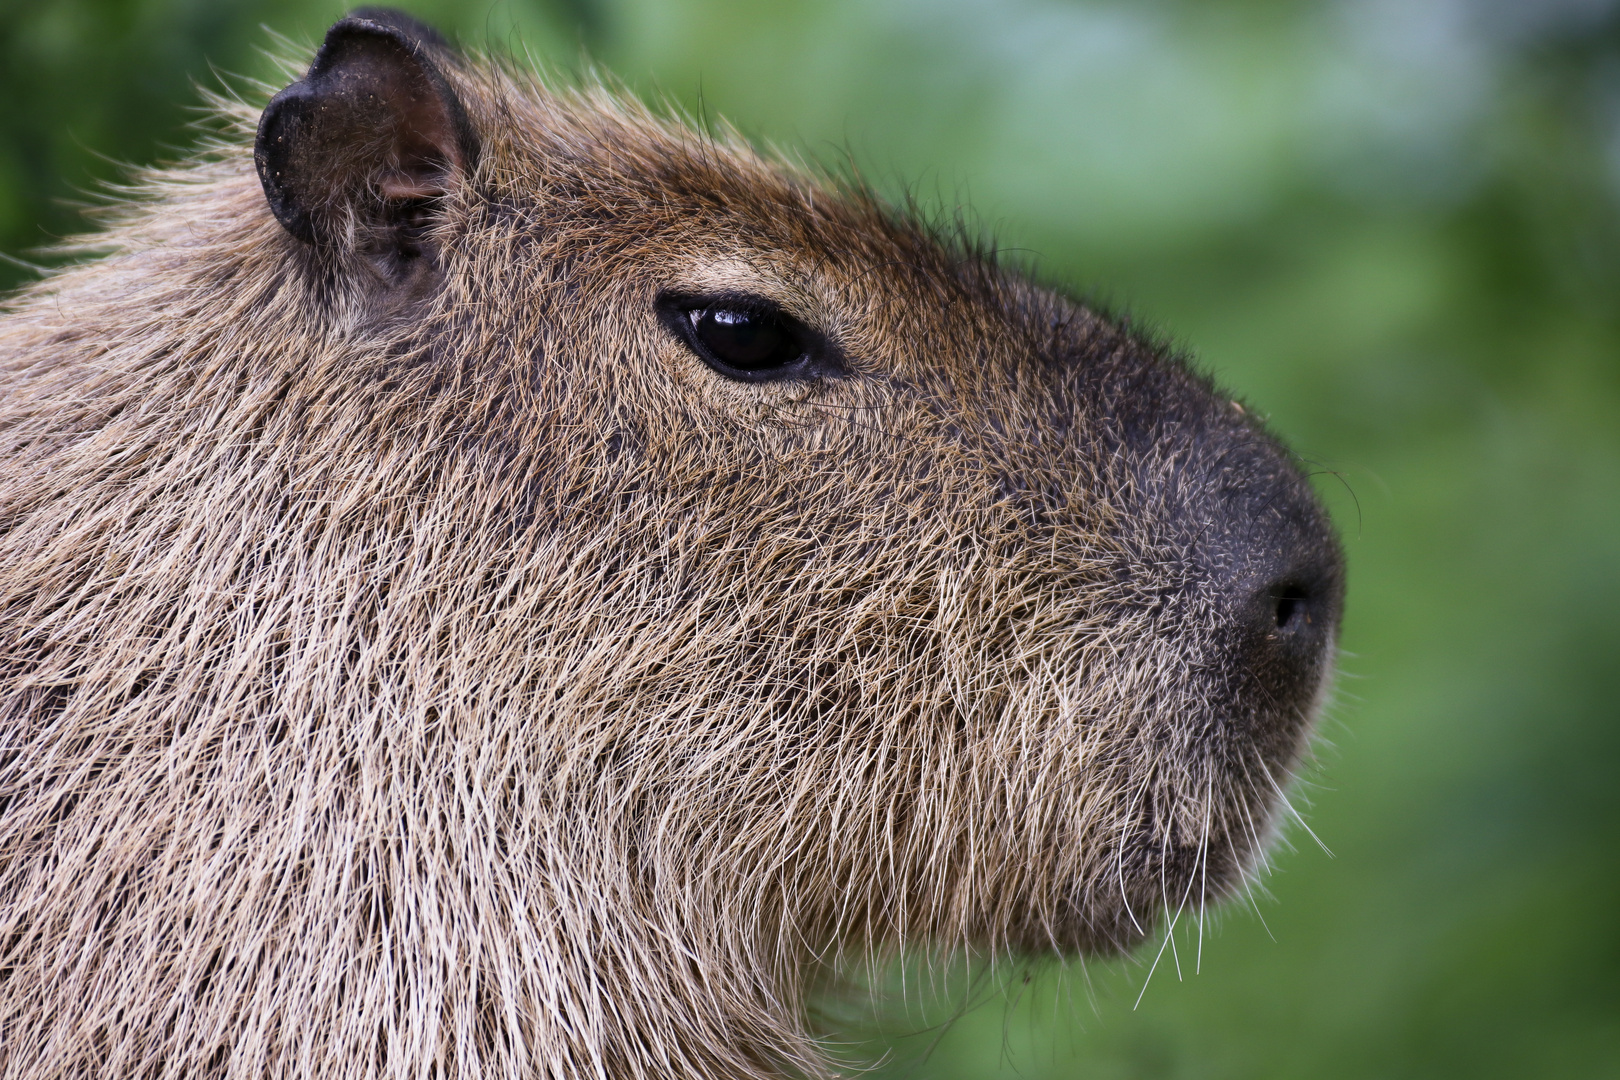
[[0, 8, 1343, 1078], [434, 19, 1344, 956]]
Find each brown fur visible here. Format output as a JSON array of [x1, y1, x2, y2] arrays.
[[0, 14, 1343, 1079]]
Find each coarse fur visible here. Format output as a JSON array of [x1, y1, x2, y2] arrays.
[[0, 12, 1344, 1080]]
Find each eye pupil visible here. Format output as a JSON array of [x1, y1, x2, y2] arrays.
[[692, 307, 799, 372]]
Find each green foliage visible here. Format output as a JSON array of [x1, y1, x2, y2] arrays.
[[3, 1, 1616, 1075]]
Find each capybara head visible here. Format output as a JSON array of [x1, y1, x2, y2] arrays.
[[0, 8, 1344, 1078]]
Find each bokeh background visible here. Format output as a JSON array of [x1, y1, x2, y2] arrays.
[[3, 0, 1617, 1076]]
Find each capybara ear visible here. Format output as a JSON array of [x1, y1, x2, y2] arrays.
[[254, 9, 478, 253]]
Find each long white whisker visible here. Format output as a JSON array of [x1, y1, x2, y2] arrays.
[[1133, 917, 1178, 1011], [1234, 752, 1277, 942], [1260, 759, 1332, 858], [1116, 776, 1152, 937], [1159, 828, 1184, 983], [1197, 766, 1212, 975]]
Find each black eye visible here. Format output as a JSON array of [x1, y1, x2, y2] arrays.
[[690, 307, 801, 373], [657, 292, 842, 382]]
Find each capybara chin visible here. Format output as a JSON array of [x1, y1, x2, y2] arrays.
[[0, 8, 1344, 1078]]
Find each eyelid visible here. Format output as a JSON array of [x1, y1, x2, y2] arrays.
[[686, 299, 776, 320]]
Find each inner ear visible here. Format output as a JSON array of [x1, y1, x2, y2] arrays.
[[255, 11, 478, 255]]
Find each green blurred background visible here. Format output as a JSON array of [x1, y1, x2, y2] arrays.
[[3, 0, 1616, 1075]]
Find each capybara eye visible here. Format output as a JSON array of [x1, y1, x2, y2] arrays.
[[690, 307, 803, 373], [657, 293, 837, 381]]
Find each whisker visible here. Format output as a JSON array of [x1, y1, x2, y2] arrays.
[[1197, 766, 1212, 975], [1132, 918, 1178, 1011], [1261, 759, 1333, 858], [1115, 777, 1152, 937]]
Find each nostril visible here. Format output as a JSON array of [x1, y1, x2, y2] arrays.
[[1273, 584, 1309, 630]]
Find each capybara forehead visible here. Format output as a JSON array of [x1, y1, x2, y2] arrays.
[[467, 78, 1020, 333]]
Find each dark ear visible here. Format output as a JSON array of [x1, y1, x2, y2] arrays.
[[255, 9, 478, 254]]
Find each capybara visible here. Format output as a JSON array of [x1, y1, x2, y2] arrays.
[[0, 9, 1344, 1078]]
